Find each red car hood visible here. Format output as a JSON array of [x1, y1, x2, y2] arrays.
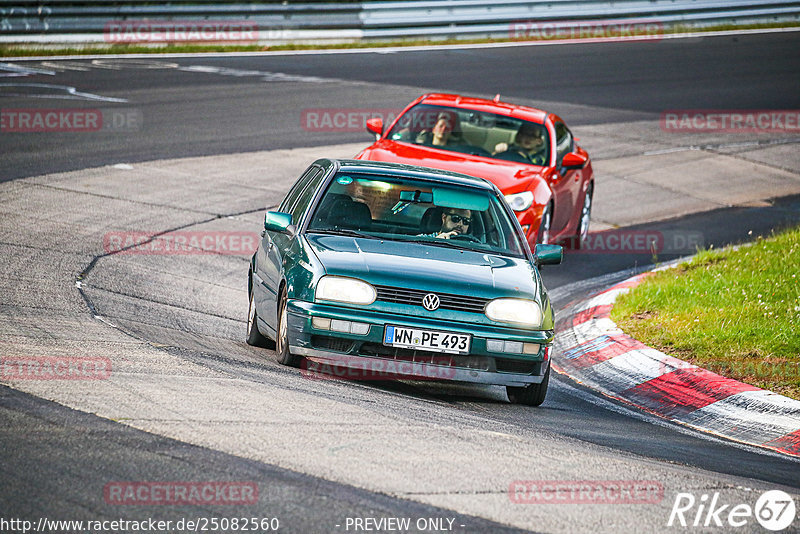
[[356, 140, 544, 193]]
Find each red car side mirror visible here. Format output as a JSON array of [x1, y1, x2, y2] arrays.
[[366, 117, 383, 136], [561, 152, 588, 170]]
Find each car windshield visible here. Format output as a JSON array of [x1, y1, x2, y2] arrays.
[[386, 104, 549, 165], [306, 172, 527, 258]]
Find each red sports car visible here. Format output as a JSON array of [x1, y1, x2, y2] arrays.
[[355, 93, 594, 248]]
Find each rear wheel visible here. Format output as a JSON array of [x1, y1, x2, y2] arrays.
[[507, 365, 550, 406], [276, 286, 300, 367], [246, 287, 272, 348]]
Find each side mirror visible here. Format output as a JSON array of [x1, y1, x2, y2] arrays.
[[264, 211, 296, 236], [534, 244, 563, 266], [561, 152, 588, 170], [366, 117, 383, 136]]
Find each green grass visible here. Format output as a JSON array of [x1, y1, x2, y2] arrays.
[[611, 225, 800, 400], [2, 21, 798, 57]]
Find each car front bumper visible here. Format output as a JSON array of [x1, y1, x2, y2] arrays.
[[286, 299, 553, 387]]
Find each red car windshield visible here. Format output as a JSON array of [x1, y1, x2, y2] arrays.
[[387, 104, 550, 166]]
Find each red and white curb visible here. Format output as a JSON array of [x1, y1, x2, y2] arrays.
[[553, 271, 800, 458]]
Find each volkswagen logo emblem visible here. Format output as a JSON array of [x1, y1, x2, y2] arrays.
[[422, 293, 440, 311]]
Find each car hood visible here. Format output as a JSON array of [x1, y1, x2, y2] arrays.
[[305, 234, 543, 302], [357, 140, 544, 192]]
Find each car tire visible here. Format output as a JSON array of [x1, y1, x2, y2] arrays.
[[506, 365, 550, 406], [246, 287, 273, 348], [276, 286, 300, 367], [574, 185, 593, 250], [536, 203, 552, 245]]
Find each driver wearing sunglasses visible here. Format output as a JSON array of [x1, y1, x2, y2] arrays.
[[434, 209, 472, 239]]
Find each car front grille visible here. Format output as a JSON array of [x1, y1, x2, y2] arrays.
[[374, 285, 489, 313]]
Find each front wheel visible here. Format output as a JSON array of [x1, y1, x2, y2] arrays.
[[276, 286, 300, 367], [536, 203, 552, 245], [246, 288, 272, 348], [507, 365, 550, 406], [574, 185, 593, 250]]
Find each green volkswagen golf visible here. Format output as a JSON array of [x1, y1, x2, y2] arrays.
[[247, 159, 562, 406]]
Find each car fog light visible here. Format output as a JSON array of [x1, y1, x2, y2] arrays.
[[523, 343, 540, 355], [351, 322, 370, 335], [330, 320, 351, 333], [312, 317, 331, 330], [487, 339, 504, 352], [315, 317, 369, 335], [487, 339, 537, 354]]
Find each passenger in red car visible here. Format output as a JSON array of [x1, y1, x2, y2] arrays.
[[416, 112, 455, 147]]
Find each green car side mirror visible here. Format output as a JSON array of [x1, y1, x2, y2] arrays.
[[264, 211, 296, 236], [534, 244, 563, 266]]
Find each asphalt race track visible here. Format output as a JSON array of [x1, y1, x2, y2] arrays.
[[3, 31, 800, 182], [1, 30, 800, 534]]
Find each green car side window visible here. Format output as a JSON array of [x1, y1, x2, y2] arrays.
[[280, 166, 318, 213], [287, 169, 324, 227]]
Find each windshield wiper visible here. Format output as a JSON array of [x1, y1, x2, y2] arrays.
[[416, 238, 477, 251], [307, 228, 375, 239]]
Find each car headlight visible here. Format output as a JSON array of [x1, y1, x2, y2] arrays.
[[316, 276, 376, 305], [485, 298, 543, 327], [504, 191, 534, 212]]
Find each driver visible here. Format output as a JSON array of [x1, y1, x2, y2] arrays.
[[494, 123, 547, 165], [430, 208, 472, 239]]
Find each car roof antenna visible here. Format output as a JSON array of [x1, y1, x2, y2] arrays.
[[493, 94, 501, 103]]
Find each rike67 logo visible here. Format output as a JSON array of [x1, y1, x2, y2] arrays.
[[668, 490, 796, 531]]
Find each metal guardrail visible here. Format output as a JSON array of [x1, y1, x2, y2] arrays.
[[1, 0, 799, 44]]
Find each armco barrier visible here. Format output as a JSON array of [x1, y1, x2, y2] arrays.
[[1, 0, 799, 45]]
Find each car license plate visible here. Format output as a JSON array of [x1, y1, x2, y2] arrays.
[[383, 325, 471, 354]]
